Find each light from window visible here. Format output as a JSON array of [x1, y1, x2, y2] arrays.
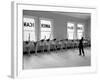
[[23, 17, 36, 41], [40, 19, 52, 40], [67, 23, 74, 40], [77, 24, 84, 39]]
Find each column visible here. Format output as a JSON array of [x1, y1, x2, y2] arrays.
[[35, 17, 40, 41], [74, 23, 77, 40]]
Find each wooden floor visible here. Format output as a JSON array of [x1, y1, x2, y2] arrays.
[[23, 48, 91, 69]]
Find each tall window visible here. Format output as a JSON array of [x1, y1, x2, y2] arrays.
[[77, 24, 84, 39], [23, 17, 36, 41], [40, 19, 53, 40], [67, 22, 75, 40]]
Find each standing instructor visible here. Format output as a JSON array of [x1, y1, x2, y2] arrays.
[[79, 37, 85, 56]]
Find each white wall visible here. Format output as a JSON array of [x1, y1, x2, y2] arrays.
[[0, 0, 100, 80]]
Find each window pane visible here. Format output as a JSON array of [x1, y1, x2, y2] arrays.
[[24, 31, 35, 41], [40, 19, 51, 31], [24, 17, 35, 31], [68, 32, 74, 40], [24, 31, 30, 41], [77, 32, 83, 39], [30, 32, 35, 41], [41, 31, 51, 40]]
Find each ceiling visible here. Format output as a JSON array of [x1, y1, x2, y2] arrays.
[[52, 12, 90, 20], [24, 10, 91, 20]]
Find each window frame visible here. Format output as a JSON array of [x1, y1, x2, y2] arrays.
[[77, 23, 84, 39], [39, 18, 54, 40], [67, 22, 75, 40], [23, 15, 37, 41]]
